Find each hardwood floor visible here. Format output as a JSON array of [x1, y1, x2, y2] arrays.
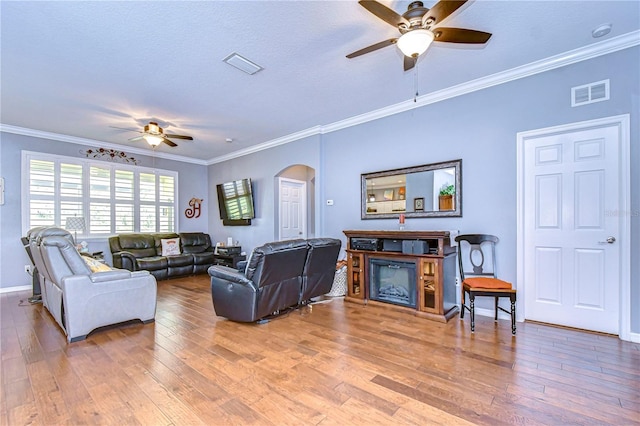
[[1, 275, 638, 425]]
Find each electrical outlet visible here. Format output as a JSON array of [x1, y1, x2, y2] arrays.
[[24, 265, 31, 274]]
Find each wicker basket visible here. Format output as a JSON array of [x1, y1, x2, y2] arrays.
[[326, 265, 347, 297]]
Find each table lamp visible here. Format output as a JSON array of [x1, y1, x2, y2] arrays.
[[65, 216, 86, 243]]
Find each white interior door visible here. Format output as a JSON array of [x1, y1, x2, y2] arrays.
[[278, 178, 306, 241], [522, 122, 623, 334]]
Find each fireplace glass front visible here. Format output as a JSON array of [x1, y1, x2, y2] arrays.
[[369, 258, 417, 308]]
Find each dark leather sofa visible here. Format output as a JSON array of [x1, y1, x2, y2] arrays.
[[208, 238, 341, 322], [109, 232, 215, 280]]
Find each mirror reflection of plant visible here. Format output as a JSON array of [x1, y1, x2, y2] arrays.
[[439, 184, 455, 196]]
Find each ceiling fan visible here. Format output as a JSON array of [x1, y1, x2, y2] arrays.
[[111, 121, 193, 147], [347, 0, 492, 71]]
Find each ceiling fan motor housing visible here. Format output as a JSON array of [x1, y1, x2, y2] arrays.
[[402, 1, 429, 30], [144, 122, 163, 135]]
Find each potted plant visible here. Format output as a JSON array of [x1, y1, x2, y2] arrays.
[[438, 184, 455, 210]]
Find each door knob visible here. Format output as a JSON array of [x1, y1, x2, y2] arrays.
[[597, 236, 616, 244]]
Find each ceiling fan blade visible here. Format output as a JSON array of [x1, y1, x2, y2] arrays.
[[432, 27, 492, 44], [165, 133, 193, 140], [110, 125, 140, 133], [358, 0, 408, 28], [422, 0, 467, 26], [162, 138, 178, 147], [346, 38, 397, 58], [128, 136, 144, 142], [403, 56, 416, 71]]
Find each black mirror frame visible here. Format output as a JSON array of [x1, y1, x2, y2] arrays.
[[361, 159, 462, 219]]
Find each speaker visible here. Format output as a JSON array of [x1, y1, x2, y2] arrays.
[[402, 240, 428, 255]]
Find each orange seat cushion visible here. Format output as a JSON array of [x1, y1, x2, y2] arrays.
[[464, 277, 512, 290]]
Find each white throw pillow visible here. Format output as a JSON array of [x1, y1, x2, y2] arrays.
[[161, 238, 181, 256]]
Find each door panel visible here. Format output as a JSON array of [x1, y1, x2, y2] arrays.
[[535, 174, 561, 228], [574, 248, 604, 309], [534, 247, 562, 304]]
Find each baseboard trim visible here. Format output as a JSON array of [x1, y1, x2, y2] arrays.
[[0, 285, 31, 294], [626, 331, 640, 344]]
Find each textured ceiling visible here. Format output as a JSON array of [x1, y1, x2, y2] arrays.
[[2, 1, 639, 163]]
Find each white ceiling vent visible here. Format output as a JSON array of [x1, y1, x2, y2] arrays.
[[571, 79, 609, 107], [223, 53, 263, 75]]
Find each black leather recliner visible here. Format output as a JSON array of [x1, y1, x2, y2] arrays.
[[208, 238, 341, 322], [300, 238, 342, 303]]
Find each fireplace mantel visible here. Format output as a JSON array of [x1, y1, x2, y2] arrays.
[[343, 230, 459, 322]]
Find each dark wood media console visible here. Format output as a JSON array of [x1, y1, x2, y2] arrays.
[[344, 230, 459, 323]]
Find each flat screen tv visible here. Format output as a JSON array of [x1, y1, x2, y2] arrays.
[[216, 178, 255, 226]]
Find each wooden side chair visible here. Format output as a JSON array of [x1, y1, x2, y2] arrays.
[[455, 234, 516, 334]]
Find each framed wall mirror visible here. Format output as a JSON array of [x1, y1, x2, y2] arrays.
[[361, 159, 462, 219]]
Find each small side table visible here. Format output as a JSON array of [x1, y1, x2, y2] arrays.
[[213, 253, 246, 269]]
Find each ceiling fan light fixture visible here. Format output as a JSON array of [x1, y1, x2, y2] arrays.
[[143, 134, 164, 147], [397, 29, 434, 57]]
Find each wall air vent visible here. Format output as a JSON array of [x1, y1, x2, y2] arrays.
[[571, 79, 609, 107]]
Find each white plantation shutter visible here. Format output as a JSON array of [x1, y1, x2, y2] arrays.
[[29, 159, 55, 227], [89, 166, 112, 234], [158, 175, 175, 232], [23, 152, 178, 235], [59, 163, 84, 227], [115, 170, 134, 232]]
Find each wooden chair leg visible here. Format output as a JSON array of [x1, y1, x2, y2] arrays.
[[470, 293, 475, 332], [460, 288, 466, 319], [494, 297, 499, 321], [510, 296, 517, 335]]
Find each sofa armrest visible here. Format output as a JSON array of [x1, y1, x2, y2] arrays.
[[60, 272, 157, 342], [208, 265, 258, 322], [111, 251, 138, 271], [208, 265, 254, 288], [235, 260, 247, 272], [89, 269, 136, 283]]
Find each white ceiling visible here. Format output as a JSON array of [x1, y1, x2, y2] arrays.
[[2, 1, 639, 164]]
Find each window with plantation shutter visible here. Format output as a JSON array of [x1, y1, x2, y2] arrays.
[[23, 151, 178, 236]]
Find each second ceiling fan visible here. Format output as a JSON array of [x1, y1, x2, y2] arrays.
[[113, 121, 193, 147], [347, 0, 492, 71]]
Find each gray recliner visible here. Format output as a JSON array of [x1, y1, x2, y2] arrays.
[[29, 227, 157, 342]]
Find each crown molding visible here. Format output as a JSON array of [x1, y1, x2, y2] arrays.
[[0, 124, 208, 165], [207, 29, 640, 164], [207, 126, 322, 165]]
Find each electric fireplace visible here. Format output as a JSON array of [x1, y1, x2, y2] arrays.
[[369, 258, 417, 308]]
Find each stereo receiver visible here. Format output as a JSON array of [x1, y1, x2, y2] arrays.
[[351, 238, 382, 251]]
